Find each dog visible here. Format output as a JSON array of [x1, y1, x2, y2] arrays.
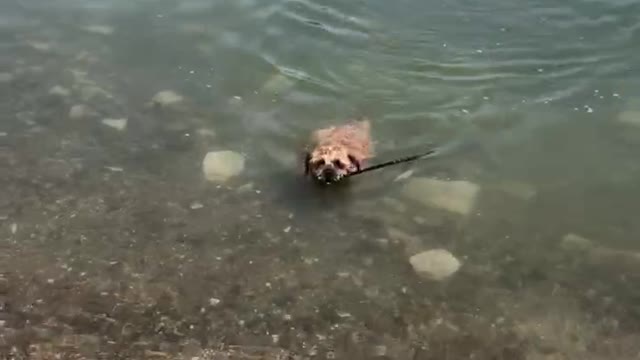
[[304, 118, 374, 184]]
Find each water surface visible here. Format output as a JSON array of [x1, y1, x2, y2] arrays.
[[1, 0, 640, 359]]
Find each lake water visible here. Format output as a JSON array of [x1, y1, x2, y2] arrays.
[[1, 0, 640, 359]]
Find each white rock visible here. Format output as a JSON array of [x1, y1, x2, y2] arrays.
[[83, 25, 115, 35], [401, 177, 480, 215], [101, 118, 127, 131], [28, 41, 52, 52], [202, 151, 245, 183], [0, 73, 13, 83], [618, 111, 640, 127], [69, 105, 93, 120], [560, 233, 594, 253], [409, 249, 461, 281], [49, 85, 71, 97], [151, 90, 184, 107], [208, 298, 221, 306]]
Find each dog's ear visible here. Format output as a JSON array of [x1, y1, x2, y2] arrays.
[[348, 154, 361, 172], [304, 151, 312, 175]]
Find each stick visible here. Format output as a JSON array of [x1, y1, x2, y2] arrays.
[[347, 148, 437, 177]]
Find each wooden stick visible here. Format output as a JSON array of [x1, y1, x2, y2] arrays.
[[347, 148, 437, 177]]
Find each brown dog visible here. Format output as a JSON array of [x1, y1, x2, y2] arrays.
[[304, 118, 374, 184]]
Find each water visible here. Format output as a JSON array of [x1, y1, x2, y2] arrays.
[[1, 0, 640, 358]]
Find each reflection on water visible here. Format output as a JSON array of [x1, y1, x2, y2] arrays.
[[1, 0, 640, 358]]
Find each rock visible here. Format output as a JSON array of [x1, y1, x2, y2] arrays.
[[0, 73, 13, 83], [409, 249, 461, 281], [69, 104, 93, 120], [102, 118, 127, 131], [618, 111, 640, 127], [401, 177, 480, 215], [152, 90, 184, 107], [560, 233, 594, 253], [48, 85, 71, 97], [27, 41, 52, 52], [83, 25, 115, 35], [202, 151, 245, 182]]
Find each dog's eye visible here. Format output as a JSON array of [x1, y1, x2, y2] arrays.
[[315, 159, 325, 166], [333, 159, 345, 169]]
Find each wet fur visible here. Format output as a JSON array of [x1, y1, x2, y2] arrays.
[[304, 118, 374, 183]]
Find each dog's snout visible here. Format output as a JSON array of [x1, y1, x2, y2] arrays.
[[322, 167, 336, 181]]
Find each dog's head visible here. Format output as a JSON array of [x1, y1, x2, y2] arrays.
[[304, 145, 361, 184]]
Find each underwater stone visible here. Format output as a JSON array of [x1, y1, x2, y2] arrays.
[[202, 150, 245, 183], [401, 177, 480, 215], [83, 25, 114, 35], [560, 233, 594, 253], [151, 90, 184, 107], [49, 85, 71, 97], [69, 104, 93, 120], [101, 118, 127, 131], [409, 249, 461, 281]]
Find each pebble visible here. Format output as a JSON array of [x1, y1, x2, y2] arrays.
[[409, 249, 461, 281], [101, 118, 128, 131], [152, 90, 184, 107], [401, 177, 480, 215], [0, 72, 13, 83], [28, 41, 52, 52], [49, 85, 71, 97], [190, 202, 204, 210], [83, 25, 115, 35], [202, 150, 245, 183], [69, 104, 93, 120], [560, 233, 594, 253]]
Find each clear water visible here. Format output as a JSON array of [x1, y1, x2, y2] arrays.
[[1, 0, 640, 359]]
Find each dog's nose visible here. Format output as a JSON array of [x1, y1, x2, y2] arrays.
[[322, 168, 336, 182]]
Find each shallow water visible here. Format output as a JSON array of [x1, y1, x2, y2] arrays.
[[1, 0, 640, 359]]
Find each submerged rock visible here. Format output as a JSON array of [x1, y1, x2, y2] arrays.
[[151, 90, 184, 107], [401, 177, 480, 215], [409, 249, 461, 281], [101, 118, 127, 131], [83, 25, 115, 35], [560, 233, 594, 253], [27, 41, 52, 52], [48, 85, 71, 97], [202, 151, 245, 182], [69, 104, 94, 120]]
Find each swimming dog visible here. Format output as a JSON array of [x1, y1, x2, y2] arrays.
[[304, 118, 373, 184]]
